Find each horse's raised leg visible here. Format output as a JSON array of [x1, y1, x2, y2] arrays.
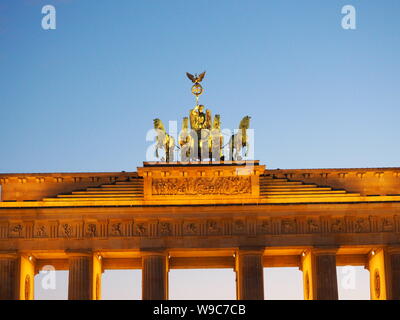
[[169, 146, 174, 162], [244, 143, 249, 158]]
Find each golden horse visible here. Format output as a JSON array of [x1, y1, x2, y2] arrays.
[[178, 117, 196, 162], [228, 116, 251, 161], [153, 118, 175, 162], [207, 114, 224, 161]]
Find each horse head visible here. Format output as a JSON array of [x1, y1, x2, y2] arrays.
[[181, 117, 189, 130], [212, 114, 221, 130], [239, 115, 251, 129], [153, 118, 165, 132]]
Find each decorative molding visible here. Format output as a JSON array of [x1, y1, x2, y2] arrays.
[[374, 172, 384, 178], [374, 269, 381, 299]]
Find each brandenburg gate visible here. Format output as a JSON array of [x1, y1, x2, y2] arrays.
[[0, 73, 400, 300]]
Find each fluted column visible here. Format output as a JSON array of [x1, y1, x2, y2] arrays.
[[67, 251, 103, 300], [142, 251, 169, 300], [300, 248, 338, 300], [0, 253, 35, 300], [388, 248, 400, 300], [367, 247, 400, 300], [235, 248, 264, 300], [0, 254, 19, 300]]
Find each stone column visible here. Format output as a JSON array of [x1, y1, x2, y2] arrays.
[[67, 250, 103, 300], [300, 248, 338, 300], [19, 254, 35, 300], [0, 253, 35, 300], [141, 251, 169, 300], [367, 247, 400, 300], [235, 248, 264, 300], [0, 254, 19, 300], [388, 247, 400, 300]]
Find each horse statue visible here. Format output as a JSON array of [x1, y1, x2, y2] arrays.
[[207, 114, 224, 161], [153, 118, 175, 162], [228, 116, 251, 161], [178, 117, 196, 162]]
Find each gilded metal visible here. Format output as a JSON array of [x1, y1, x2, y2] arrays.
[[228, 116, 251, 161], [186, 72, 206, 84], [151, 72, 251, 162], [153, 118, 175, 162], [186, 71, 206, 104]]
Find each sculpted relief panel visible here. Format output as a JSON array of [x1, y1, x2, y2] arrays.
[[0, 215, 399, 241], [9, 223, 25, 238], [151, 177, 252, 196]]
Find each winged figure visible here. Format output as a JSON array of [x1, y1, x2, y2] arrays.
[[186, 71, 206, 84]]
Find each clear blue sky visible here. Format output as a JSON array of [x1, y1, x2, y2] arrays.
[[1, 0, 399, 173], [1, 0, 398, 299]]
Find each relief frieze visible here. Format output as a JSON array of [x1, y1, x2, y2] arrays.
[[0, 215, 398, 240], [151, 176, 252, 195], [9, 223, 24, 238]]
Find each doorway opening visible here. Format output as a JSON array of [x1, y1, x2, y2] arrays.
[[34, 270, 68, 300], [101, 269, 141, 300], [264, 267, 303, 300], [337, 266, 370, 300], [169, 269, 236, 300]]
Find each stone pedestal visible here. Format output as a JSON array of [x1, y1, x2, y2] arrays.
[[368, 247, 400, 300], [142, 251, 169, 300], [300, 248, 338, 300], [235, 248, 264, 300], [67, 251, 103, 300], [137, 161, 265, 204]]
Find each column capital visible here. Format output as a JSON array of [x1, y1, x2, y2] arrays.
[[300, 247, 338, 267], [65, 249, 93, 258], [236, 246, 265, 256], [0, 251, 18, 259], [311, 246, 339, 255], [140, 248, 168, 257], [387, 246, 400, 255], [367, 247, 383, 261]]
